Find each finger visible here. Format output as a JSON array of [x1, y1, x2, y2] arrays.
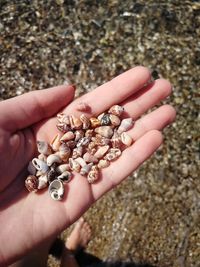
[[91, 130, 163, 200], [122, 79, 172, 119], [35, 66, 151, 140], [0, 84, 75, 132], [65, 66, 151, 116], [131, 105, 176, 141]]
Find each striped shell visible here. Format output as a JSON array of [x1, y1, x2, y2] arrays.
[[25, 175, 38, 192], [87, 165, 99, 183]]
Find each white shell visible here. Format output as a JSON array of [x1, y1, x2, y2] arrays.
[[80, 163, 93, 176], [95, 126, 113, 138], [37, 141, 52, 155], [121, 132, 133, 146], [75, 157, 87, 167], [60, 131, 75, 141], [50, 134, 62, 152], [118, 118, 134, 134], [38, 174, 48, 189], [69, 158, 81, 172], [83, 152, 98, 163], [57, 171, 72, 183], [49, 179, 64, 201], [56, 164, 70, 174], [47, 154, 62, 166], [32, 158, 49, 173], [94, 145, 109, 159]]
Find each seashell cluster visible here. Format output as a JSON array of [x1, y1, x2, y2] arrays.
[[25, 104, 134, 201]]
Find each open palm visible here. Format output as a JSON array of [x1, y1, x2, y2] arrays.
[[0, 67, 176, 266]]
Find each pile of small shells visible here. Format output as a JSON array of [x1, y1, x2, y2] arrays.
[[25, 104, 134, 201]]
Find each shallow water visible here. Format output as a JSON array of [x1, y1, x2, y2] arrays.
[[0, 1, 199, 266]]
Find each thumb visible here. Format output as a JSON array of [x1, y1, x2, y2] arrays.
[[0, 84, 75, 132]]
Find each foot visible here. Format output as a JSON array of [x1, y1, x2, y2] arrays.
[[66, 217, 92, 252]]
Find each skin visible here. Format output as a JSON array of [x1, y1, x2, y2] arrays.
[[0, 66, 176, 266]]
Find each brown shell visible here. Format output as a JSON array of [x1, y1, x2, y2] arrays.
[[25, 175, 38, 192], [90, 117, 101, 128], [74, 130, 85, 142], [80, 114, 91, 129], [94, 126, 113, 138], [85, 129, 94, 138], [56, 123, 70, 133], [69, 115, 83, 129], [108, 105, 124, 117]]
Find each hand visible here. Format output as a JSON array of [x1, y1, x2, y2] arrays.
[[0, 67, 176, 265]]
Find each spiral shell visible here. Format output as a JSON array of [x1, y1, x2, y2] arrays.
[[56, 164, 70, 174], [57, 171, 72, 183], [47, 154, 62, 166], [57, 113, 70, 124], [83, 152, 98, 163], [117, 118, 134, 134], [25, 175, 38, 192], [69, 115, 82, 129], [37, 141, 52, 155], [109, 114, 121, 126], [121, 132, 133, 147], [90, 117, 101, 128], [94, 145, 109, 159], [95, 126, 113, 138], [108, 105, 124, 117], [105, 148, 121, 161], [69, 158, 81, 172], [80, 114, 91, 129], [77, 137, 90, 147], [80, 163, 93, 176], [38, 174, 48, 190], [32, 158, 49, 173], [72, 146, 83, 159], [56, 123, 70, 133], [111, 131, 122, 148], [49, 179, 64, 201], [100, 114, 111, 126], [87, 165, 99, 183], [50, 134, 61, 152], [85, 129, 94, 138], [75, 157, 87, 167], [74, 130, 84, 142], [98, 159, 110, 169], [60, 131, 75, 142]]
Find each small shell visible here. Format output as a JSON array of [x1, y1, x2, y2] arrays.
[[87, 147, 97, 155], [57, 171, 73, 183], [85, 129, 94, 138], [90, 117, 101, 128], [38, 154, 47, 162], [47, 154, 62, 166], [69, 115, 83, 129], [69, 158, 81, 172], [25, 175, 38, 192], [60, 131, 75, 142], [109, 114, 121, 126], [59, 143, 71, 153], [95, 126, 113, 138], [105, 148, 121, 161], [118, 118, 134, 134], [100, 114, 111, 126], [38, 174, 48, 189], [32, 158, 49, 173], [49, 179, 64, 201], [98, 159, 110, 169], [80, 163, 93, 176], [80, 114, 91, 129], [47, 168, 57, 183], [66, 140, 77, 149], [74, 130, 84, 142], [87, 141, 96, 151], [50, 134, 61, 152], [80, 164, 93, 176], [83, 152, 98, 163], [37, 141, 52, 155], [57, 123, 70, 133], [108, 105, 124, 117], [75, 157, 87, 167], [72, 146, 83, 159], [27, 161, 36, 175], [121, 132, 133, 147], [77, 137, 90, 147], [97, 112, 105, 121], [94, 145, 109, 159], [76, 102, 91, 112], [56, 164, 70, 174], [111, 131, 122, 148], [92, 135, 110, 146], [87, 165, 99, 183], [57, 113, 70, 124]]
